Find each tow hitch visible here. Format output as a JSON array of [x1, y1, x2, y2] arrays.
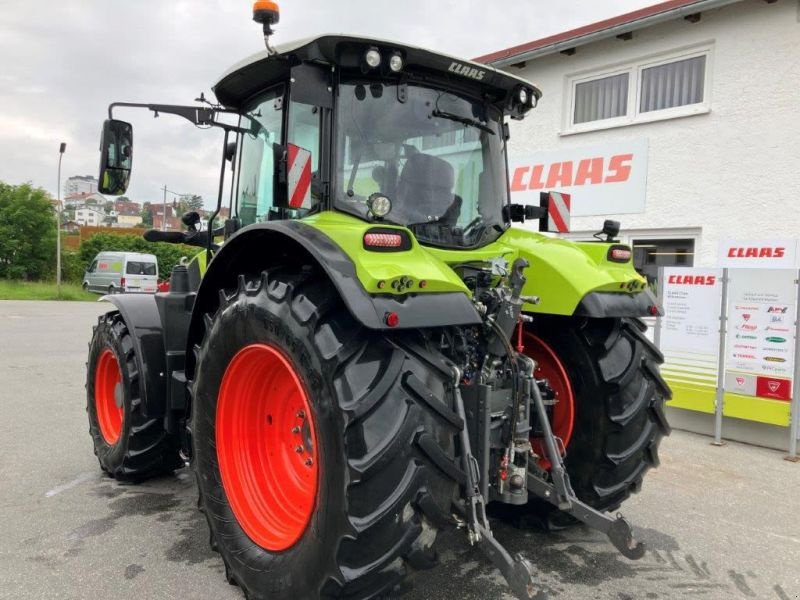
[[451, 353, 646, 599]]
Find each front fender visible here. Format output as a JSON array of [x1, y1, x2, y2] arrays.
[[98, 294, 167, 419]]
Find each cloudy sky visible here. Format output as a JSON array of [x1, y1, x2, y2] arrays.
[[0, 0, 656, 207]]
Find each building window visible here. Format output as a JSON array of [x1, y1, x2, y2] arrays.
[[573, 72, 629, 124], [633, 238, 695, 293], [639, 55, 706, 113], [565, 46, 711, 134]]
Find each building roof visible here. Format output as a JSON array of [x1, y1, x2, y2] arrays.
[[474, 0, 741, 66]]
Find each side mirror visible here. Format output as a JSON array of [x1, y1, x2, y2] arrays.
[[98, 119, 133, 195], [182, 211, 201, 232]]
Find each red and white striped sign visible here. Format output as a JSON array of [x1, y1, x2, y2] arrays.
[[546, 191, 571, 233], [287, 144, 312, 209]]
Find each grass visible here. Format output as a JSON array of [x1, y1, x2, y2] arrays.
[[0, 280, 97, 301]]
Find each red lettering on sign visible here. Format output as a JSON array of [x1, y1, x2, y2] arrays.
[[727, 247, 786, 259], [510, 153, 635, 191], [510, 166, 529, 192], [527, 164, 545, 190], [574, 157, 604, 186], [545, 161, 573, 188], [605, 154, 633, 183], [667, 275, 716, 286]]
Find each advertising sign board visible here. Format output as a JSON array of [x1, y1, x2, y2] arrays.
[[508, 139, 648, 216], [724, 269, 797, 401], [660, 268, 723, 414], [718, 239, 800, 269]]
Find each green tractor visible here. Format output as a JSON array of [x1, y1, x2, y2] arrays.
[[86, 5, 670, 599]]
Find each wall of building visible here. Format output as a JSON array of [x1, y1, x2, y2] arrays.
[[65, 176, 98, 197], [506, 0, 800, 266]]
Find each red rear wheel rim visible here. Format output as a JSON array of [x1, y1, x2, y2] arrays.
[[95, 348, 124, 445], [216, 343, 319, 551], [523, 332, 575, 471]]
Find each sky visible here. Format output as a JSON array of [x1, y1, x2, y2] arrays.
[[0, 0, 658, 208]]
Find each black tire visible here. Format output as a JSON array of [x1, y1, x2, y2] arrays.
[[108, 285, 115, 295], [82, 281, 89, 292], [513, 316, 671, 527], [86, 311, 183, 481], [191, 268, 461, 600]]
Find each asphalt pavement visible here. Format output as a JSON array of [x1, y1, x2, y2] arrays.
[[1, 299, 798, 600]]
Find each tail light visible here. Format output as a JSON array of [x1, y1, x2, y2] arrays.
[[363, 228, 411, 252], [607, 245, 632, 263], [120, 277, 127, 289]]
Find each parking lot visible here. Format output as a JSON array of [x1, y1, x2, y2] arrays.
[[1, 299, 798, 600]]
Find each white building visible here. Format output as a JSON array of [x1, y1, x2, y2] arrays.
[[65, 175, 99, 197], [74, 206, 105, 227], [478, 0, 799, 286]]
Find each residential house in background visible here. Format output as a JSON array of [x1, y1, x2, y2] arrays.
[[151, 205, 181, 231], [114, 199, 142, 213], [64, 175, 99, 197], [74, 206, 106, 227], [114, 205, 143, 228]]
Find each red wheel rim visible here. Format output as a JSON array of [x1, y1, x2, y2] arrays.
[[95, 348, 124, 445], [216, 343, 319, 551], [523, 332, 575, 471]]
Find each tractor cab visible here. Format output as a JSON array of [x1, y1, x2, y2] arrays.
[[99, 34, 541, 251], [215, 35, 540, 249]]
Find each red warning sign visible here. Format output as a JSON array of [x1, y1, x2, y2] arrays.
[[287, 144, 312, 209], [756, 376, 791, 401], [539, 191, 571, 233]]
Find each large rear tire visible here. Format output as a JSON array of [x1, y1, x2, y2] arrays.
[[191, 268, 461, 599], [512, 316, 671, 527], [86, 312, 183, 481]]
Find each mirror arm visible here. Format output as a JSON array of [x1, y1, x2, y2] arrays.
[[107, 102, 249, 133]]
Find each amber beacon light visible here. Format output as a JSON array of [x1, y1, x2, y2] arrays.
[[253, 1, 280, 53]]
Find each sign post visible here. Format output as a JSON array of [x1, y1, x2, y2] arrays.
[[787, 269, 800, 462], [712, 269, 728, 446]]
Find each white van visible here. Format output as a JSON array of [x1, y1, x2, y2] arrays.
[[82, 252, 159, 294]]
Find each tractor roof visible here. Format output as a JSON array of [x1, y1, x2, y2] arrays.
[[213, 34, 541, 110]]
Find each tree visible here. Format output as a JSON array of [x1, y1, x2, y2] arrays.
[[184, 194, 204, 211], [141, 202, 153, 227], [0, 182, 57, 280]]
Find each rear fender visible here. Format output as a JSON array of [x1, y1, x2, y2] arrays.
[[496, 229, 656, 318], [184, 221, 481, 380]]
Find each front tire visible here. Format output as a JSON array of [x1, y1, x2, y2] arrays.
[[86, 312, 183, 480], [191, 268, 462, 599]]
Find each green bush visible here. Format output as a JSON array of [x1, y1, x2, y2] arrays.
[[61, 251, 88, 284], [0, 182, 57, 280], [79, 233, 199, 282]]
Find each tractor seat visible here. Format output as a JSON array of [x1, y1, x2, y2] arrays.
[[396, 153, 461, 225]]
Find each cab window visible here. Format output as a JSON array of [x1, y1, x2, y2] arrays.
[[237, 87, 285, 226], [286, 100, 322, 212]]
